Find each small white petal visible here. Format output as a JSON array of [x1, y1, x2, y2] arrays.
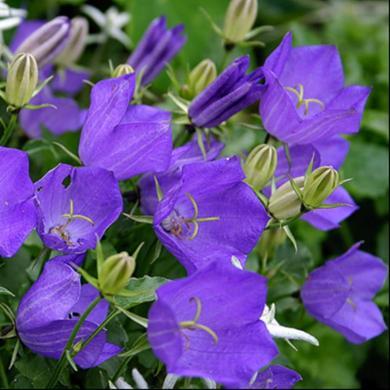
[[266, 323, 319, 346], [0, 16, 22, 31], [109, 28, 131, 48], [131, 368, 149, 389], [82, 5, 106, 27], [231, 256, 243, 270], [162, 374, 179, 389]]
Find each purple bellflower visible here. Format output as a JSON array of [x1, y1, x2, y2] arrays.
[[11, 20, 88, 138], [16, 257, 120, 368], [147, 262, 278, 387], [153, 157, 269, 273], [260, 32, 371, 145], [189, 55, 263, 128], [247, 365, 302, 389], [127, 16, 186, 86], [34, 163, 122, 254], [301, 243, 388, 344], [274, 139, 357, 231], [139, 135, 224, 215], [79, 73, 172, 180], [0, 147, 36, 258]]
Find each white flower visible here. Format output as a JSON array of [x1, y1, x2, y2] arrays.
[[0, 1, 26, 32], [261, 303, 319, 348], [82, 5, 131, 48]]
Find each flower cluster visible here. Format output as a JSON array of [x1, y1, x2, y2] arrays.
[[0, 1, 387, 389]]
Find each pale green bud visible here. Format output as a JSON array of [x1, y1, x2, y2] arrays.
[[112, 64, 135, 78], [188, 59, 217, 97], [303, 166, 339, 208], [56, 17, 88, 66], [5, 53, 38, 108], [98, 252, 135, 296], [268, 177, 304, 220], [244, 144, 277, 191], [258, 227, 286, 259], [223, 0, 258, 44]]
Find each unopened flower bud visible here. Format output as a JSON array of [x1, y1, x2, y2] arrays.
[[5, 53, 38, 108], [188, 59, 217, 97], [268, 177, 304, 220], [56, 17, 88, 66], [244, 144, 277, 191], [303, 166, 339, 208], [98, 252, 135, 296], [258, 227, 286, 258], [223, 0, 258, 44], [112, 64, 135, 78], [16, 16, 71, 67]]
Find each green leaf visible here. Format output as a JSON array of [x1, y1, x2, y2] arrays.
[[363, 109, 389, 141], [113, 276, 168, 308], [343, 140, 389, 198]]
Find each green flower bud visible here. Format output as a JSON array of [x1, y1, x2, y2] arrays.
[[5, 53, 38, 108], [223, 0, 258, 44], [112, 64, 135, 78], [303, 166, 339, 208], [188, 59, 217, 97], [56, 17, 88, 66], [98, 252, 135, 296], [258, 227, 286, 259], [268, 177, 304, 220], [244, 144, 277, 191]]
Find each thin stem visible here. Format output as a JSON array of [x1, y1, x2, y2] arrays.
[[0, 357, 8, 389], [0, 114, 17, 146], [45, 296, 103, 389]]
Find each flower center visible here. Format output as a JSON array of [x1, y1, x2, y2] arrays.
[[161, 193, 219, 240], [179, 297, 218, 347], [49, 199, 94, 245], [285, 84, 325, 115]]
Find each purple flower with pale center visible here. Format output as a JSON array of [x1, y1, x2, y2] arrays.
[[301, 243, 388, 344], [16, 257, 120, 368], [11, 20, 88, 138], [247, 365, 302, 389], [139, 136, 224, 215], [189, 56, 263, 128], [0, 147, 36, 258], [274, 138, 357, 231], [127, 16, 186, 86], [79, 73, 172, 180], [34, 163, 122, 254], [260, 32, 371, 145], [148, 262, 278, 387], [153, 157, 269, 273]]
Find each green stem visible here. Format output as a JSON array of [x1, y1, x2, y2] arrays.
[[45, 296, 103, 389], [0, 114, 17, 146], [0, 357, 8, 389]]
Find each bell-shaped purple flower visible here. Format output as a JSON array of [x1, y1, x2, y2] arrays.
[[0, 147, 36, 258], [79, 73, 172, 180], [247, 365, 302, 389], [260, 33, 371, 145], [153, 157, 269, 273], [139, 136, 224, 215], [148, 262, 278, 387], [301, 243, 388, 344], [127, 16, 186, 86], [16, 257, 120, 368], [275, 139, 357, 231], [34, 163, 122, 254], [189, 56, 263, 128]]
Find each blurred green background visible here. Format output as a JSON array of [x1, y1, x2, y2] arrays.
[[2, 0, 388, 388]]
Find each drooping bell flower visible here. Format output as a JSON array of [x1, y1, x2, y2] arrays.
[[189, 55, 263, 128], [273, 140, 357, 230], [11, 20, 88, 138], [247, 365, 302, 389], [147, 261, 278, 387], [79, 73, 172, 180], [153, 157, 269, 273], [127, 16, 186, 86], [16, 257, 120, 368], [301, 243, 388, 344], [139, 135, 224, 215], [260, 33, 371, 145], [34, 163, 122, 254], [0, 147, 36, 258]]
